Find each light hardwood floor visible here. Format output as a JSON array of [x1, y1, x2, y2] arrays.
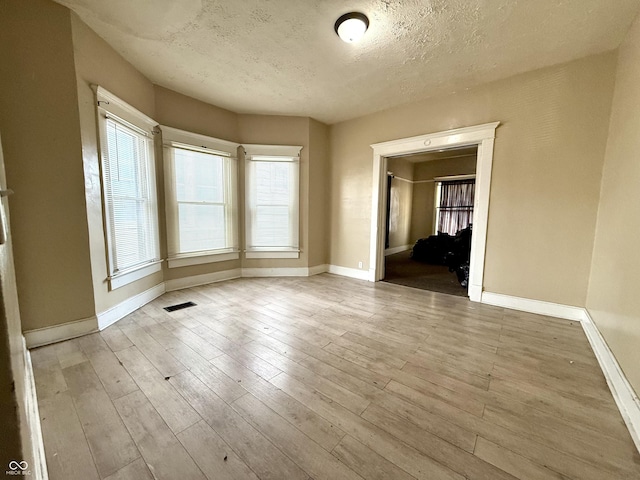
[[31, 274, 640, 480]]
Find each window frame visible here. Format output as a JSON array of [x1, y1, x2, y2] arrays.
[[433, 174, 476, 235], [244, 144, 302, 259], [161, 126, 240, 269], [94, 86, 161, 290]]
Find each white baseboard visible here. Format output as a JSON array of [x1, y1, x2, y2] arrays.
[[97, 283, 165, 330], [468, 284, 482, 303], [25, 285, 166, 346], [327, 264, 370, 281], [243, 265, 328, 277], [581, 310, 640, 453], [368, 268, 377, 282], [23, 339, 48, 479], [165, 268, 242, 292], [24, 316, 98, 349], [242, 267, 312, 277], [165, 265, 330, 290], [478, 291, 640, 454], [384, 244, 412, 256], [21, 269, 640, 456], [31, 266, 330, 345], [480, 291, 585, 321]]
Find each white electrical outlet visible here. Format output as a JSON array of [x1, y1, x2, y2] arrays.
[[358, 261, 363, 269]]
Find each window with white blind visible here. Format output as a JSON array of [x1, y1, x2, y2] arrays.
[[434, 176, 476, 236], [244, 145, 302, 259], [95, 86, 161, 290], [162, 126, 239, 268]]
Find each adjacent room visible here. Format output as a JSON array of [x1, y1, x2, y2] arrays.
[[1, 1, 640, 479], [383, 146, 478, 297]]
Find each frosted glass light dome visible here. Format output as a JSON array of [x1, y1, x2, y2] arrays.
[[335, 12, 369, 43]]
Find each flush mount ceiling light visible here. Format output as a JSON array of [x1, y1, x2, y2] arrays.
[[334, 12, 369, 43]]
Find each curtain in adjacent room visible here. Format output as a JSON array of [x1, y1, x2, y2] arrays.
[[437, 180, 475, 235]]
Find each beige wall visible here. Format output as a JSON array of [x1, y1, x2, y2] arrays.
[[387, 157, 414, 180], [154, 86, 241, 144], [329, 52, 616, 306], [587, 14, 640, 394], [0, 0, 95, 330], [410, 156, 477, 241], [71, 14, 163, 314], [308, 119, 330, 267], [386, 158, 414, 250]]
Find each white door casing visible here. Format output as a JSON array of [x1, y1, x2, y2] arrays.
[[370, 122, 499, 302]]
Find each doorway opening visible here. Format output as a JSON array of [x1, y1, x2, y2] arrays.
[[383, 146, 478, 297], [369, 122, 499, 302]]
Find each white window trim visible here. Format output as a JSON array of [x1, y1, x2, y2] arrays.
[[161, 125, 240, 154], [243, 144, 302, 158], [161, 125, 240, 268], [245, 249, 300, 259], [168, 250, 239, 268], [94, 86, 162, 290], [434, 174, 476, 182], [109, 261, 162, 290], [244, 144, 302, 259], [95, 86, 157, 131]]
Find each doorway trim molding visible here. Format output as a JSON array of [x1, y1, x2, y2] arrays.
[[370, 122, 500, 301]]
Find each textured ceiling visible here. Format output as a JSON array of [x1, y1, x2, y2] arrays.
[[55, 0, 640, 124]]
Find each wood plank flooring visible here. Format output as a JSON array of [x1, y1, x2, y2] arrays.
[[31, 274, 640, 479]]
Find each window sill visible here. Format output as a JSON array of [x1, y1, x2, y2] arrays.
[[245, 249, 300, 259], [168, 250, 239, 268], [109, 261, 162, 290]]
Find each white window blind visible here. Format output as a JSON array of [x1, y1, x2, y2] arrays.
[[435, 179, 475, 236], [175, 148, 225, 252], [102, 117, 159, 276], [161, 126, 239, 268], [95, 86, 161, 290], [245, 146, 301, 258]]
